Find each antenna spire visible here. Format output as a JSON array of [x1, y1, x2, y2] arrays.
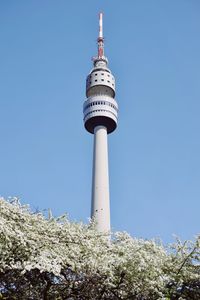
[[99, 12, 103, 38], [98, 12, 104, 58]]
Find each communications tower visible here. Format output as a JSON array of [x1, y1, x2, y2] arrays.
[[83, 13, 118, 232]]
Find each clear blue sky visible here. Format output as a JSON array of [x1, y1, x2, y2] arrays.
[[0, 1, 200, 243]]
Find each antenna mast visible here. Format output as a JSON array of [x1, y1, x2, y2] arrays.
[[98, 12, 104, 58]]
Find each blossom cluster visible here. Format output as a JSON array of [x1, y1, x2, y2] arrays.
[[0, 197, 199, 299]]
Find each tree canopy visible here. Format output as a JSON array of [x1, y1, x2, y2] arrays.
[[0, 197, 199, 299]]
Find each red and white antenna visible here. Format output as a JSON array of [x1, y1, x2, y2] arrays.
[[98, 12, 104, 58]]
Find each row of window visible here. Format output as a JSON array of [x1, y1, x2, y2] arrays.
[[92, 68, 109, 73], [88, 73, 114, 80], [84, 101, 118, 111], [84, 109, 117, 120], [94, 72, 112, 78], [87, 79, 114, 87], [88, 79, 114, 86]]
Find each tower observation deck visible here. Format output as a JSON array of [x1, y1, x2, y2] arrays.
[[83, 13, 118, 232]]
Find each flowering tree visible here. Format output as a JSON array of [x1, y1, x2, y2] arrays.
[[0, 197, 199, 299]]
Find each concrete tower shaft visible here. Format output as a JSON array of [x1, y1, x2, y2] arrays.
[[83, 13, 118, 232], [91, 125, 110, 232]]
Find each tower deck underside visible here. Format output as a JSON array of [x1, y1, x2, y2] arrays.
[[83, 94, 118, 134]]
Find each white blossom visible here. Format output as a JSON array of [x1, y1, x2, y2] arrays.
[[0, 197, 199, 299]]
